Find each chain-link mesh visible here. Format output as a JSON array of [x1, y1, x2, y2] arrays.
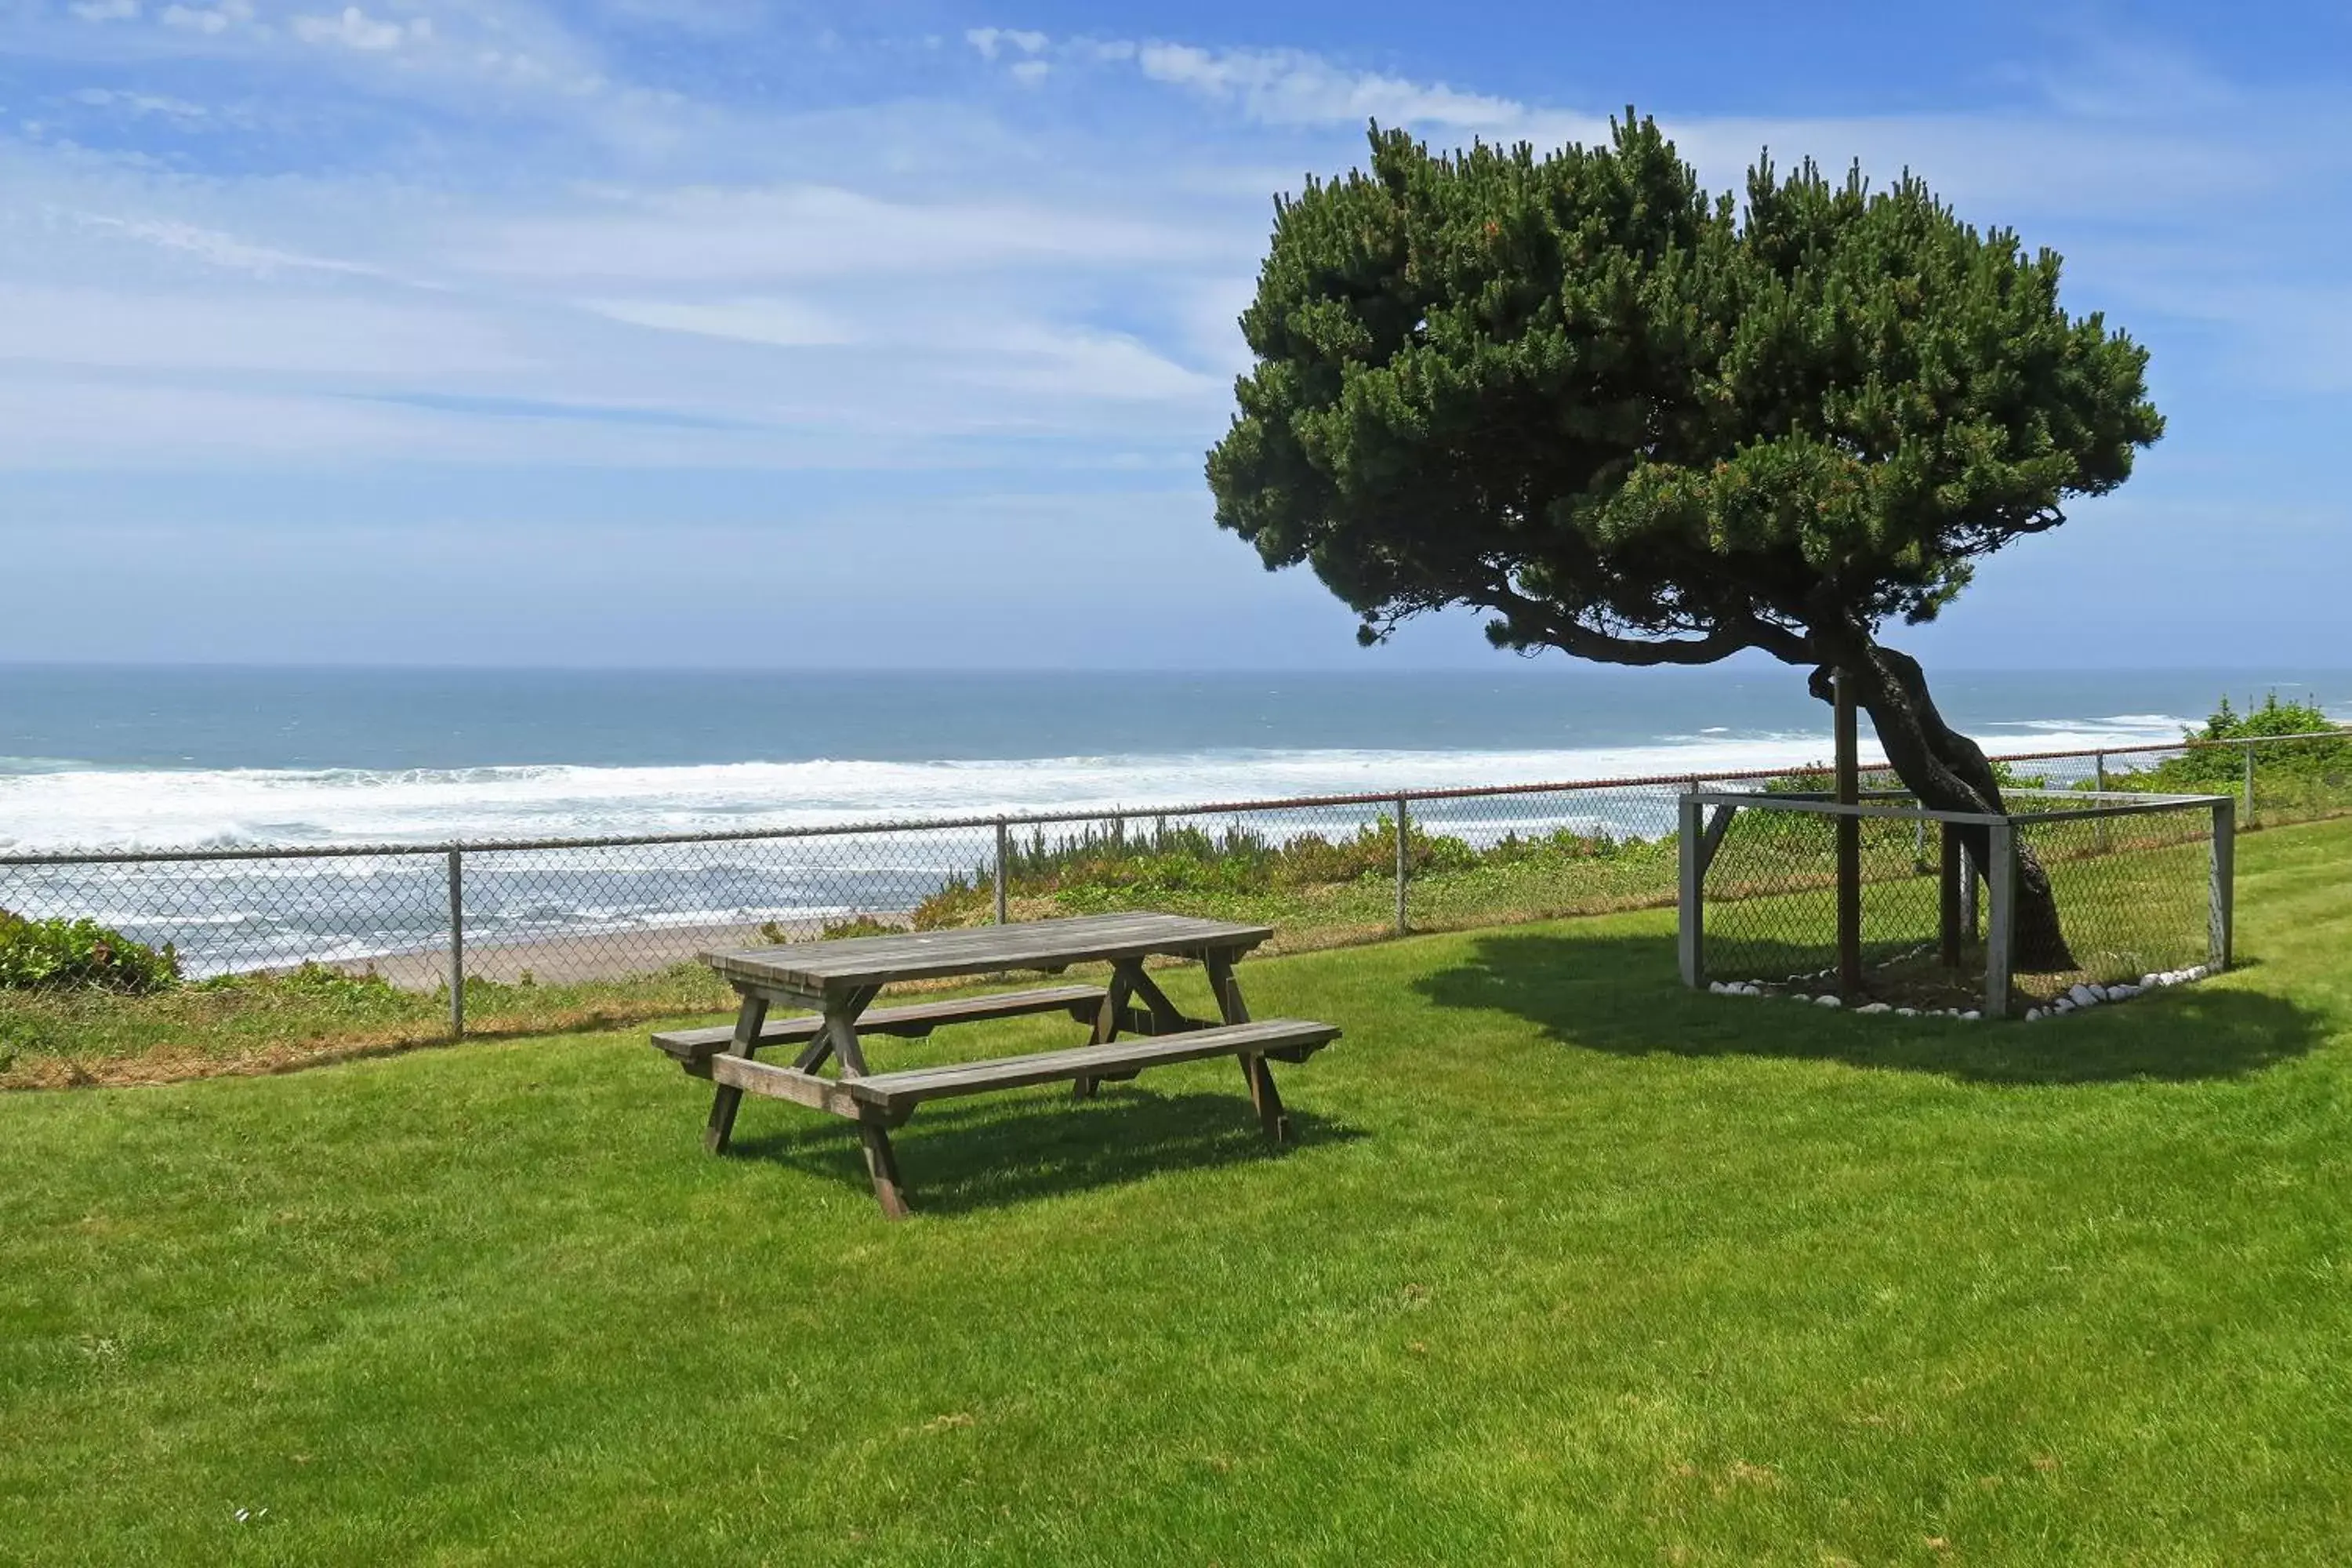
[[0, 852, 449, 978], [1697, 800, 1949, 992], [452, 825, 999, 985], [1399, 784, 1685, 933], [1692, 791, 2222, 1012], [2009, 803, 2214, 1003], [0, 735, 2315, 997]]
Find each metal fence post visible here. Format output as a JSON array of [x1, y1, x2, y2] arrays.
[[1393, 793, 1410, 935], [2211, 797, 2236, 971], [993, 818, 1010, 926], [2242, 742, 2256, 823], [2092, 751, 2109, 854], [446, 847, 465, 1038], [1983, 820, 2016, 1018], [1937, 821, 1964, 967], [1677, 791, 1704, 989]]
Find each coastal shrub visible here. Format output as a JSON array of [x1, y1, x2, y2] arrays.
[[208, 962, 394, 1000], [2105, 695, 2352, 797], [0, 909, 179, 993], [1762, 757, 2047, 796], [818, 915, 902, 941], [908, 816, 1642, 929]]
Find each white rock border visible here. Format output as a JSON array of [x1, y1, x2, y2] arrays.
[[1706, 965, 2214, 1022]]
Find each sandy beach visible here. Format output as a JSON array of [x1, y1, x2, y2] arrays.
[[311, 916, 894, 991]]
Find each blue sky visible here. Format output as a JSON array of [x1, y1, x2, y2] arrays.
[[0, 0, 2346, 669]]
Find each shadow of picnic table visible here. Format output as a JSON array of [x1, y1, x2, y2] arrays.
[[727, 1088, 1365, 1217], [1417, 931, 2323, 1087]]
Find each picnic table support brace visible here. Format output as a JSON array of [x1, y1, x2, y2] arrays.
[[705, 993, 770, 1153]]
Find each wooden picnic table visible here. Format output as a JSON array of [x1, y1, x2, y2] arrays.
[[654, 912, 1340, 1218]]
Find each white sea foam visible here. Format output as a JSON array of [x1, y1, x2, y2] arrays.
[[0, 713, 2195, 853]]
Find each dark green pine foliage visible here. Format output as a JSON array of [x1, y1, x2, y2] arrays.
[[1210, 113, 2158, 663]]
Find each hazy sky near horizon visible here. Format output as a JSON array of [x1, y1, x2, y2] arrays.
[[1, 1, 2347, 669]]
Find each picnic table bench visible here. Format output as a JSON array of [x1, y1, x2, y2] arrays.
[[654, 912, 1339, 1218]]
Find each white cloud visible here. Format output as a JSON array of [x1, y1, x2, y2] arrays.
[[0, 17, 2339, 479], [586, 290, 1222, 406], [71, 88, 210, 122], [956, 321, 1223, 405], [160, 0, 253, 35], [965, 27, 1047, 61], [463, 183, 1241, 284], [586, 295, 855, 348], [961, 29, 1527, 128], [67, 211, 390, 278], [1133, 40, 1524, 128], [68, 0, 141, 20], [292, 8, 424, 51], [0, 283, 521, 377]]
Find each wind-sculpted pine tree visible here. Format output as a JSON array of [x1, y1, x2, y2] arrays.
[[1206, 112, 2164, 967]]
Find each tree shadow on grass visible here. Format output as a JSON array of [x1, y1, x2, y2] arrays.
[[1417, 931, 2325, 1086], [727, 1086, 1366, 1218]]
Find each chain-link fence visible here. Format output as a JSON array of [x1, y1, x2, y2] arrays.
[[1680, 788, 2233, 1017], [0, 731, 2334, 1033]]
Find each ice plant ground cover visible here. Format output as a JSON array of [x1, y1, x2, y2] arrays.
[[4, 818, 2350, 1563]]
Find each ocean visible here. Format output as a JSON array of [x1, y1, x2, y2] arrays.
[[4, 664, 2346, 854]]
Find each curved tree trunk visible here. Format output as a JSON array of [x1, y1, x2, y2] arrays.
[[1812, 637, 2075, 971]]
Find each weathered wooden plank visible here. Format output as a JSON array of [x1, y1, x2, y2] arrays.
[[706, 1054, 869, 1118], [653, 984, 1109, 1067], [704, 912, 1274, 993], [842, 1018, 1339, 1116]]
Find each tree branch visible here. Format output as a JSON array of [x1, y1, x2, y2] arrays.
[[1479, 583, 1810, 666]]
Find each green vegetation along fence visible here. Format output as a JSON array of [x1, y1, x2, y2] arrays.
[[0, 729, 2343, 1040]]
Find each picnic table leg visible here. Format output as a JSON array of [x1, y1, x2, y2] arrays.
[[818, 989, 906, 1216], [704, 993, 770, 1155], [1075, 968, 1136, 1099], [1207, 953, 1288, 1143], [858, 1121, 911, 1220]]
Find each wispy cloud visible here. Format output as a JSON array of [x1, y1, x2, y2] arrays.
[[460, 183, 1243, 284], [964, 26, 1046, 62], [290, 6, 426, 52], [65, 210, 390, 278], [71, 85, 211, 121], [0, 12, 2342, 480], [964, 27, 1525, 128], [158, 0, 255, 37], [1129, 41, 1524, 128]]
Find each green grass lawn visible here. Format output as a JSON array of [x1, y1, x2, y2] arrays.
[[6, 818, 2351, 1565]]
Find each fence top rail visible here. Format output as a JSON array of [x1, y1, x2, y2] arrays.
[[0, 731, 2329, 868], [1690, 789, 2227, 826], [1996, 728, 2343, 764], [1689, 793, 2009, 826]]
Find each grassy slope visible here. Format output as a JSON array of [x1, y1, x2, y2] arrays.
[[4, 819, 2350, 1566]]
